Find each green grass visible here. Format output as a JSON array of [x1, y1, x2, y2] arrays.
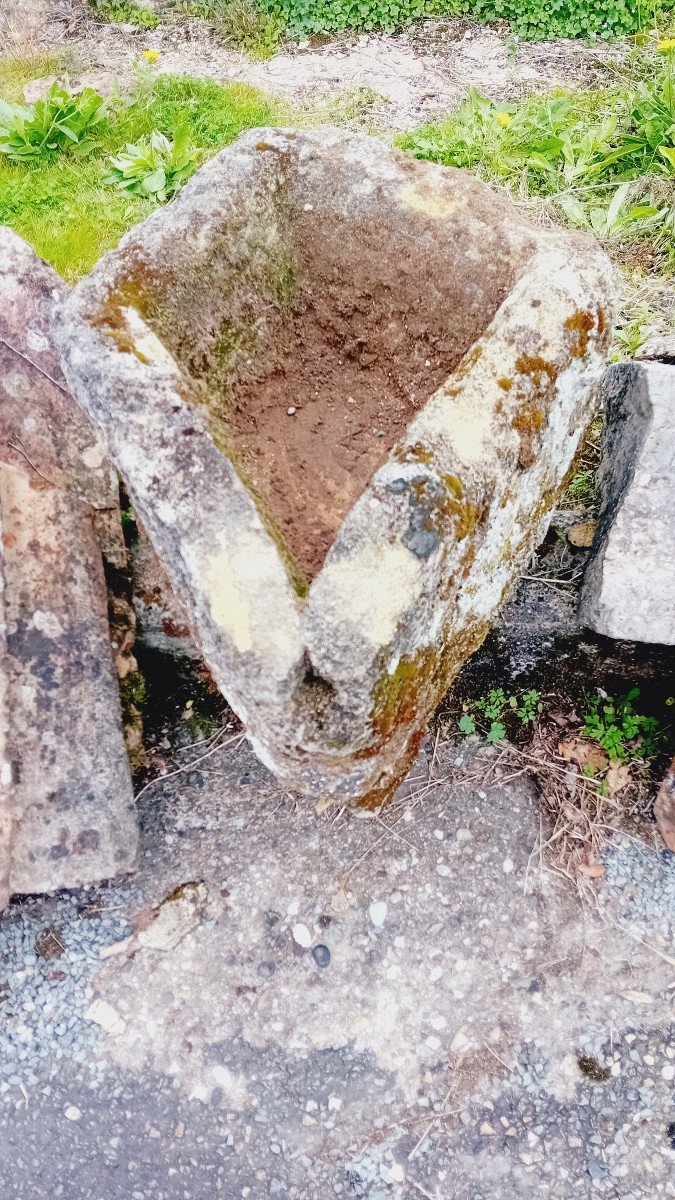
[[0, 158, 155, 278], [395, 49, 675, 352], [0, 48, 82, 101], [88, 0, 160, 29], [0, 69, 277, 278]]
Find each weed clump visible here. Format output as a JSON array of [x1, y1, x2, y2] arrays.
[[88, 0, 160, 29], [0, 67, 276, 277], [259, 0, 668, 42]]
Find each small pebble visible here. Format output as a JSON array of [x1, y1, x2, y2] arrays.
[[369, 901, 387, 928], [287, 407, 296, 415], [292, 923, 312, 949], [311, 944, 331, 968], [64, 1105, 82, 1122]]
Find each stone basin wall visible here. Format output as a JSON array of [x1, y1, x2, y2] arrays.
[[57, 129, 615, 804]]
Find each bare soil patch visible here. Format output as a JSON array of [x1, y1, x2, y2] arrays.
[[39, 3, 627, 128]]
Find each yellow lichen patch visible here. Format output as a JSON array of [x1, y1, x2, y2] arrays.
[[514, 354, 558, 389], [393, 442, 434, 465], [363, 617, 492, 800], [369, 647, 437, 743], [399, 180, 462, 219], [442, 474, 463, 500]]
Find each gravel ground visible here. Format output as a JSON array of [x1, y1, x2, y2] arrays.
[[0, 887, 137, 1093], [0, 726, 673, 1198]]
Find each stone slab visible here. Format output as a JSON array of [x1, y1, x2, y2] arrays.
[[0, 228, 138, 899], [0, 464, 137, 894], [579, 362, 675, 644]]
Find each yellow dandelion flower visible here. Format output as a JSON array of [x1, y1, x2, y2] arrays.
[[658, 37, 675, 52], [141, 49, 161, 63], [496, 112, 513, 127]]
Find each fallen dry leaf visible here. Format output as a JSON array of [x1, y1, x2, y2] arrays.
[[558, 739, 608, 773], [99, 936, 134, 959], [578, 863, 605, 878], [606, 762, 630, 796], [654, 757, 675, 852], [568, 521, 597, 548]]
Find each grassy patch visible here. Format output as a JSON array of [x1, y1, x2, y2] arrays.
[[88, 0, 160, 29], [396, 46, 675, 353], [0, 48, 82, 101], [0, 68, 277, 278], [259, 0, 673, 41], [171, 0, 284, 58]]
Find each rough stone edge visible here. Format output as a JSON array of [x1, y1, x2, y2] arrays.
[[0, 519, 12, 909], [579, 362, 674, 644]]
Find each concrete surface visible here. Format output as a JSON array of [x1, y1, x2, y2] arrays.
[[0, 731, 673, 1199]]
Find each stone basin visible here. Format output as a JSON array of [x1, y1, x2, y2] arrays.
[[57, 128, 614, 804]]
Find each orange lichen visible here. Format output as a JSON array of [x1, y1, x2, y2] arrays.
[[564, 309, 596, 358], [514, 354, 558, 387], [512, 400, 545, 470]]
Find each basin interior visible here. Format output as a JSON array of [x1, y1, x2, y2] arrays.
[[118, 175, 524, 587]]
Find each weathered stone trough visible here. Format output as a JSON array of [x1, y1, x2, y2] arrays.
[[57, 128, 615, 805]]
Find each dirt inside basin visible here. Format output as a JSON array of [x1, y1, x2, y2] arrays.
[[223, 207, 517, 583]]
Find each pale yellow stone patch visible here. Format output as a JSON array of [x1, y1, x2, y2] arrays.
[[427, 380, 496, 466], [399, 180, 462, 219], [204, 547, 254, 654], [123, 307, 177, 370], [81, 443, 106, 469], [318, 543, 422, 647]]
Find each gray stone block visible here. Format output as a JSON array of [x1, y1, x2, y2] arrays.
[[0, 228, 138, 904], [579, 362, 675, 645]]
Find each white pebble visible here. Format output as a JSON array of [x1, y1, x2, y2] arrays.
[[662, 1064, 675, 1081], [85, 999, 126, 1037], [64, 1105, 82, 1122], [369, 901, 387, 927], [292, 923, 312, 948], [287, 406, 296, 415], [425, 1036, 441, 1051], [502, 858, 514, 874]]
